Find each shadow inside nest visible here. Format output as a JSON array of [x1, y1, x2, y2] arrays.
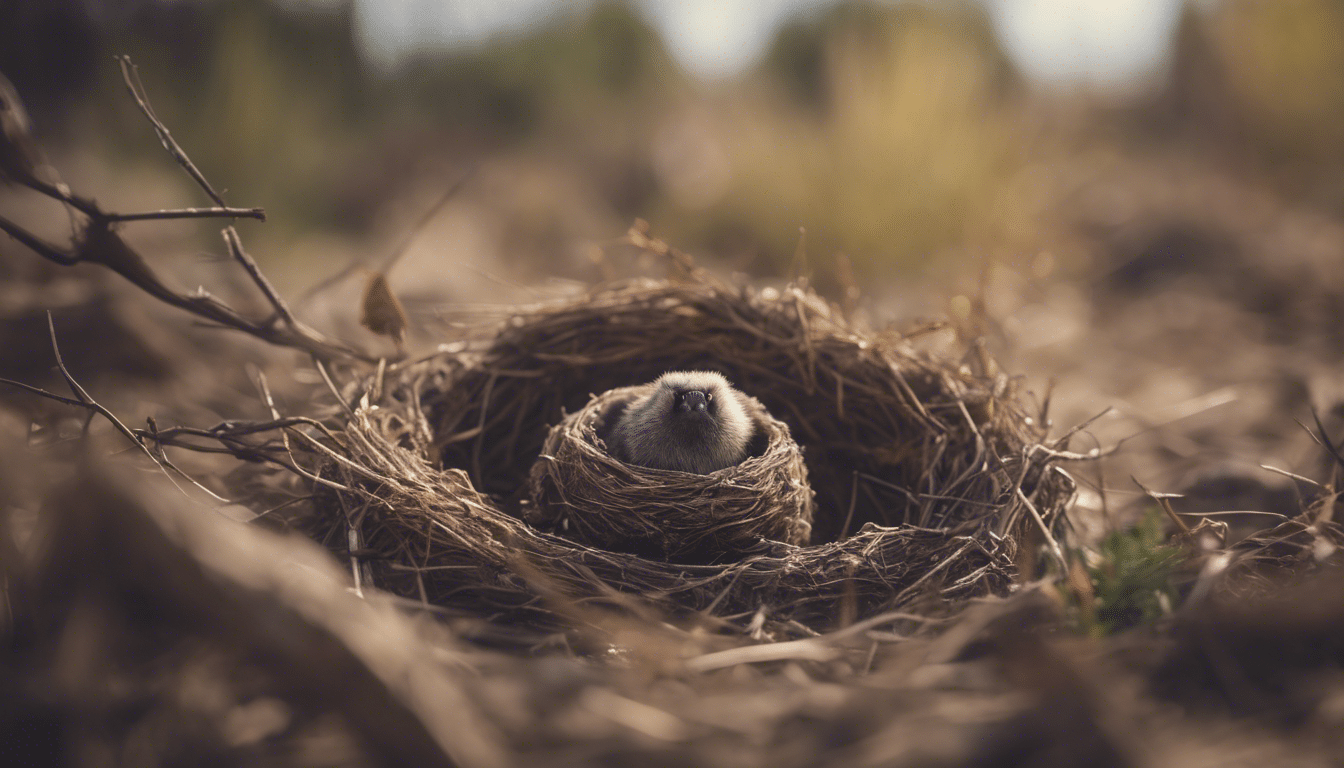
[[312, 277, 1074, 638]]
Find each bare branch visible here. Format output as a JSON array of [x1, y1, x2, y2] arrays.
[[11, 174, 102, 218], [117, 56, 227, 208], [0, 214, 77, 264], [0, 314, 222, 502], [45, 312, 145, 452], [1310, 406, 1344, 475], [144, 416, 233, 503], [222, 226, 297, 327], [108, 206, 266, 223], [0, 376, 86, 409], [2, 217, 375, 362]]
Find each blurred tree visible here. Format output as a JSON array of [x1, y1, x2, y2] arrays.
[[655, 1, 1030, 278], [397, 2, 679, 141], [763, 0, 1020, 116], [1155, 0, 1344, 210]]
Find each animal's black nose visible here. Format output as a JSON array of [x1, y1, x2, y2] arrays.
[[678, 390, 708, 412]]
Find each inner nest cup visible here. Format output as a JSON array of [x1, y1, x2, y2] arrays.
[[527, 384, 814, 563]]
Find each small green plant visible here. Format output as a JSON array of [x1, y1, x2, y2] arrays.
[[1069, 508, 1185, 637]]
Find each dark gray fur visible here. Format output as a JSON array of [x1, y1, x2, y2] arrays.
[[608, 371, 753, 474]]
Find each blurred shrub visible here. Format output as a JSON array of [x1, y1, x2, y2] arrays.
[[652, 2, 1031, 276], [20, 0, 1044, 279], [398, 2, 679, 141], [1208, 0, 1344, 165], [70, 0, 373, 239], [1159, 0, 1344, 210]]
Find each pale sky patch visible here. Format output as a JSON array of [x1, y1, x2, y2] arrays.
[[350, 0, 1185, 88]]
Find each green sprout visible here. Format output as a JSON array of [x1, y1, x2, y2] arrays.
[[1071, 507, 1185, 637]]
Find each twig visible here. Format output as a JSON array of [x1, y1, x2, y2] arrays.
[[144, 416, 233, 503], [45, 312, 150, 453], [684, 610, 946, 672], [0, 214, 76, 264], [1258, 464, 1322, 489], [296, 168, 476, 313], [109, 206, 266, 223], [118, 56, 227, 207], [5, 218, 372, 362], [222, 226, 298, 328], [839, 470, 859, 540], [378, 168, 476, 274], [0, 375, 84, 409], [1048, 406, 1113, 449], [313, 356, 356, 417], [13, 158, 264, 227], [1310, 407, 1344, 475], [0, 313, 226, 502], [1133, 476, 1191, 534]]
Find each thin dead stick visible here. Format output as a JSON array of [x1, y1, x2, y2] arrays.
[[118, 56, 227, 207], [313, 356, 356, 418], [111, 206, 265, 223], [1, 186, 369, 363], [1132, 476, 1191, 534], [1048, 406, 1114, 449], [222, 226, 298, 328], [45, 311, 151, 454], [0, 375, 84, 409], [0, 214, 76, 264], [1016, 485, 1066, 569], [297, 168, 476, 308], [1310, 407, 1344, 476], [144, 416, 232, 503], [1032, 442, 1123, 462], [253, 495, 314, 520], [0, 312, 221, 502], [378, 168, 476, 274], [71, 222, 366, 357], [685, 609, 947, 673], [17, 174, 262, 225], [838, 470, 860, 540], [1258, 464, 1322, 489]]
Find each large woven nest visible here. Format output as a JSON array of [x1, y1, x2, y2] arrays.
[[527, 384, 814, 563], [313, 277, 1074, 636]]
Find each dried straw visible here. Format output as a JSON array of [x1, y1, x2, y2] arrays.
[[310, 277, 1073, 636], [527, 384, 813, 563]]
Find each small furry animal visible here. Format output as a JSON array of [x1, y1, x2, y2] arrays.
[[608, 371, 754, 474]]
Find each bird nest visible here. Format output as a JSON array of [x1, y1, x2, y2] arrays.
[[310, 277, 1074, 637], [527, 384, 814, 563]]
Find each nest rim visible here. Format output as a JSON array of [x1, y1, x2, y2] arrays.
[[527, 383, 815, 563]]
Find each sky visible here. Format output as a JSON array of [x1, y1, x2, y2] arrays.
[[349, 0, 1188, 89]]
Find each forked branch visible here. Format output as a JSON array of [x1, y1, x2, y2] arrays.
[[0, 57, 377, 363]]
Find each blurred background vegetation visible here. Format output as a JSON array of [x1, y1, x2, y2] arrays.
[[6, 0, 1343, 287], [6, 0, 1344, 422]]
